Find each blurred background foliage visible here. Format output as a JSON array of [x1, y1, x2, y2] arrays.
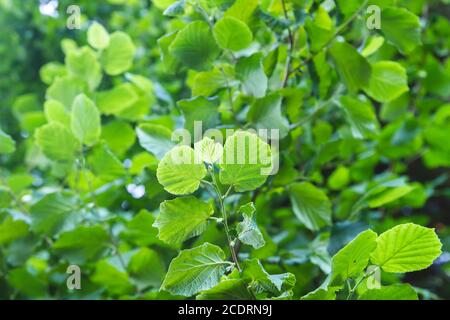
[[0, 0, 449, 299]]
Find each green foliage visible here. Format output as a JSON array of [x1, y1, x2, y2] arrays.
[[161, 243, 230, 296], [213, 17, 253, 52], [0, 0, 448, 301]]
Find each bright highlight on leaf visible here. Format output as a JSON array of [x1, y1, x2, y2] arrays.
[[102, 32, 136, 75], [87, 22, 110, 50], [194, 137, 223, 164], [157, 145, 207, 195], [371, 223, 442, 273], [219, 131, 272, 192]]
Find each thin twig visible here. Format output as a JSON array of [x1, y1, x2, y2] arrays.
[[281, 0, 294, 88], [208, 166, 241, 271]]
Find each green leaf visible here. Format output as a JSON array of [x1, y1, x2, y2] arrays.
[[40, 62, 67, 85], [329, 41, 371, 93], [101, 120, 136, 156], [301, 286, 338, 300], [96, 83, 139, 116], [0, 129, 16, 154], [30, 192, 80, 236], [335, 0, 361, 18], [66, 47, 102, 90], [288, 182, 332, 231], [219, 131, 272, 192], [88, 143, 126, 181], [224, 0, 258, 25], [53, 226, 109, 264], [359, 284, 418, 300], [154, 196, 214, 245], [236, 203, 265, 249], [161, 243, 230, 296], [367, 185, 414, 208], [0, 216, 28, 245], [194, 137, 223, 164], [380, 7, 421, 54], [361, 36, 385, 57], [44, 100, 71, 128], [128, 248, 165, 289], [87, 22, 110, 50], [102, 31, 136, 75], [46, 76, 86, 109], [158, 32, 180, 72], [178, 96, 220, 135], [157, 145, 207, 195], [247, 93, 290, 139], [197, 279, 254, 300], [304, 7, 334, 53], [370, 223, 442, 273], [242, 259, 296, 298], [169, 21, 220, 70], [327, 166, 350, 191], [7, 268, 47, 297], [213, 16, 253, 52], [136, 124, 175, 160], [71, 94, 101, 146], [340, 95, 379, 139], [330, 230, 378, 285], [120, 210, 160, 247], [91, 260, 134, 295], [236, 53, 268, 98], [192, 67, 231, 97], [153, 0, 177, 10], [35, 123, 80, 162], [363, 61, 409, 103]]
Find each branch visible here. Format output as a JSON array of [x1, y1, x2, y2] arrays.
[[208, 166, 241, 272], [281, 0, 294, 88]]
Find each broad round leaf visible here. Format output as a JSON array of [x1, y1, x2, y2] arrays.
[[219, 131, 272, 192], [169, 21, 220, 70], [161, 243, 229, 296], [35, 123, 80, 162], [87, 22, 110, 50], [380, 7, 421, 54], [370, 223, 442, 273], [65, 47, 102, 90], [213, 16, 253, 52], [363, 61, 409, 103], [156, 145, 207, 195], [102, 32, 136, 75], [154, 196, 214, 245], [194, 137, 223, 164]]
